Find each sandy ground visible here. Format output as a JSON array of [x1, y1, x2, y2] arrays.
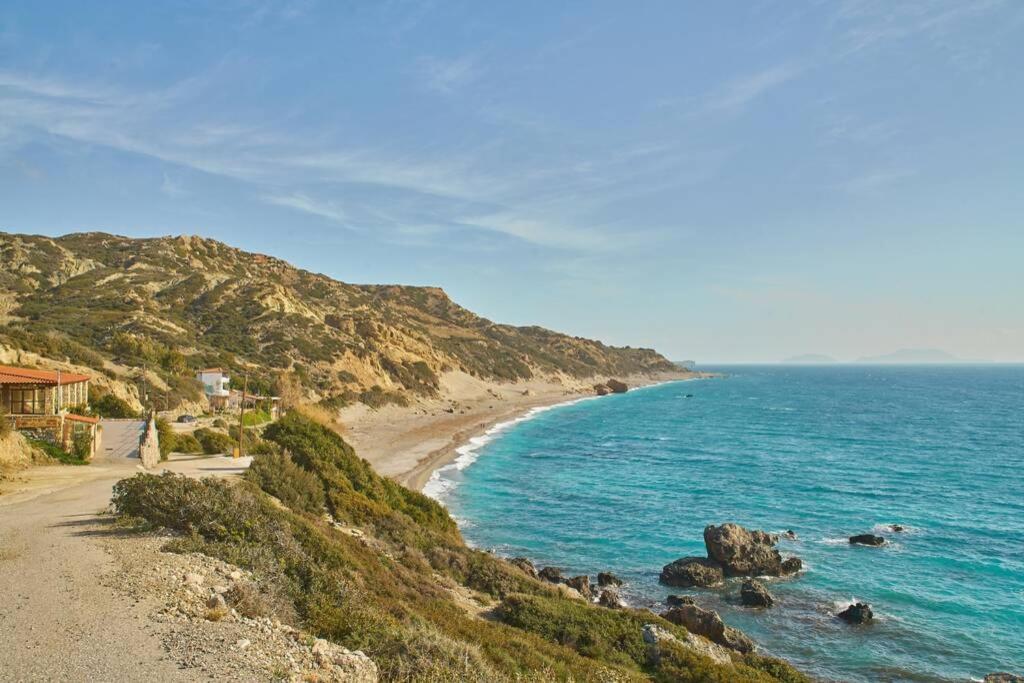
[[340, 369, 702, 491]]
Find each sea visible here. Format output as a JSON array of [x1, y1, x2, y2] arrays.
[[425, 365, 1024, 682]]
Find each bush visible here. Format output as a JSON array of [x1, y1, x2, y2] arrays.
[[71, 429, 93, 461], [213, 418, 228, 429], [172, 433, 203, 454], [242, 409, 272, 426], [194, 428, 235, 455], [91, 393, 139, 418], [27, 438, 88, 466], [245, 452, 325, 515]]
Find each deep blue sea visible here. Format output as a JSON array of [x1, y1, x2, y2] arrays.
[[427, 365, 1024, 682]]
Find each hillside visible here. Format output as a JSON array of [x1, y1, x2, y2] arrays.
[[0, 231, 675, 408]]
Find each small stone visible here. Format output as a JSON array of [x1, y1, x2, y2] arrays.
[[207, 593, 227, 610], [235, 638, 251, 650], [183, 572, 204, 586]]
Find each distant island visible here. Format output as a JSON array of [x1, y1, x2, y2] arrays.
[[855, 348, 971, 364], [783, 354, 838, 364]]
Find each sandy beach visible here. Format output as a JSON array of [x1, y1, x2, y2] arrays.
[[339, 369, 705, 492]]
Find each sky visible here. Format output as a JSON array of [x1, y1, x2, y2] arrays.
[[1, 1, 1022, 363]]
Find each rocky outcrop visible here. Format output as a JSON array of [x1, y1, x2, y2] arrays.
[[310, 639, 378, 682], [597, 572, 623, 587], [642, 623, 733, 667], [889, 524, 905, 532], [740, 580, 774, 608], [606, 379, 629, 393], [597, 589, 624, 609], [704, 523, 786, 576], [662, 604, 754, 653], [659, 557, 724, 587], [594, 383, 611, 396], [666, 594, 695, 607], [849, 534, 885, 546], [565, 575, 592, 599], [508, 557, 537, 578], [837, 602, 873, 624], [984, 673, 1024, 682], [538, 567, 563, 584]]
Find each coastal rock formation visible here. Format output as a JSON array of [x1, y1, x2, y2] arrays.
[[740, 580, 774, 608], [597, 572, 623, 587], [565, 575, 592, 599], [606, 379, 629, 393], [659, 557, 725, 587], [594, 383, 611, 396], [662, 604, 754, 653], [837, 602, 874, 624], [784, 529, 797, 540], [666, 594, 695, 607], [642, 623, 733, 667], [704, 523, 786, 576], [509, 557, 538, 578], [597, 589, 624, 609], [984, 674, 1024, 682], [890, 524, 905, 532], [538, 567, 563, 584], [780, 557, 803, 575], [849, 534, 885, 546]]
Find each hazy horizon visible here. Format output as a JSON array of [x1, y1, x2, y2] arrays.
[[2, 2, 1022, 362]]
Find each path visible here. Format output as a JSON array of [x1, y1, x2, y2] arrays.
[[98, 419, 145, 460], [0, 454, 252, 681]]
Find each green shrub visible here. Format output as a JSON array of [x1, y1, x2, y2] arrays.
[[213, 418, 228, 429], [194, 428, 235, 455], [242, 409, 272, 426], [27, 438, 89, 466], [91, 393, 139, 418], [245, 452, 325, 514], [172, 433, 203, 454], [71, 429, 93, 460]]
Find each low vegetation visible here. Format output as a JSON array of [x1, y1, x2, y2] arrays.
[[27, 437, 89, 466], [111, 412, 807, 682]]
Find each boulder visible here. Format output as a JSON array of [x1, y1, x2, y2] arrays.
[[666, 594, 695, 607], [849, 534, 885, 546], [606, 379, 629, 393], [509, 557, 538, 578], [837, 602, 873, 624], [662, 604, 754, 653], [311, 638, 379, 682], [659, 557, 724, 587], [597, 589, 624, 609], [594, 384, 611, 396], [597, 572, 623, 587], [783, 529, 797, 540], [642, 623, 733, 667], [206, 593, 227, 610], [780, 557, 803, 575], [704, 523, 784, 576], [565, 575, 592, 599], [890, 524, 905, 533], [538, 566, 563, 584], [740, 580, 774, 608]]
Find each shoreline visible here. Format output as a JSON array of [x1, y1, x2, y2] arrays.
[[339, 369, 709, 493]]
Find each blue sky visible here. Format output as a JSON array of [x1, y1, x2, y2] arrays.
[[1, 1, 1022, 362]]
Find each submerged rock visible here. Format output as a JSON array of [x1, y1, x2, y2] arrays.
[[565, 575, 592, 599], [662, 604, 754, 653], [837, 602, 874, 624], [659, 557, 724, 587], [849, 534, 885, 546], [740, 580, 774, 608], [597, 571, 623, 587], [890, 524, 905, 533], [704, 523, 785, 576], [508, 557, 537, 578], [538, 567, 563, 584]]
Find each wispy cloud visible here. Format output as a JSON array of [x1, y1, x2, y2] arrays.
[[839, 167, 917, 194], [262, 192, 349, 224], [415, 55, 483, 94], [703, 64, 802, 115]]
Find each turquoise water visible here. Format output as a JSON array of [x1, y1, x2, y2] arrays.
[[430, 366, 1024, 682]]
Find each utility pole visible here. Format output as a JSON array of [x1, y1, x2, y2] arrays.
[[236, 372, 248, 459]]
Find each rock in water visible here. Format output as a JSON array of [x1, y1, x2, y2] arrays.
[[890, 524, 905, 532], [740, 580, 774, 608], [784, 529, 797, 540], [565, 575, 592, 599], [538, 566, 563, 583], [703, 523, 784, 576], [597, 589, 624, 609], [597, 571, 623, 587], [837, 602, 874, 624], [983, 673, 1024, 682], [662, 604, 754, 653], [509, 557, 537, 578], [666, 594, 695, 607], [780, 557, 803, 575], [606, 379, 629, 393], [593, 383, 611, 396], [849, 534, 885, 546], [659, 557, 725, 587]]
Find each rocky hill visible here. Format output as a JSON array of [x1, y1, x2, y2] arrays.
[[0, 231, 674, 408]]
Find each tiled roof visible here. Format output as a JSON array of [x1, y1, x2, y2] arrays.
[[65, 413, 100, 424], [0, 365, 90, 385]]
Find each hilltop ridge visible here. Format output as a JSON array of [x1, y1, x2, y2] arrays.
[[0, 231, 675, 408]]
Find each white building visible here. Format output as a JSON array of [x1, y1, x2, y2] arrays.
[[196, 368, 230, 409]]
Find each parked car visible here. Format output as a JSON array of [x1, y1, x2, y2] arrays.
[[177, 414, 197, 424]]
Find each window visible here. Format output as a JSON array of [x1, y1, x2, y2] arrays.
[[8, 387, 46, 414]]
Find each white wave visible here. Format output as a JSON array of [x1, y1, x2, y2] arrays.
[[820, 537, 849, 546], [424, 378, 701, 502]]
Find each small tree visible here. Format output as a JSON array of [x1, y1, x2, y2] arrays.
[[71, 428, 93, 461]]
